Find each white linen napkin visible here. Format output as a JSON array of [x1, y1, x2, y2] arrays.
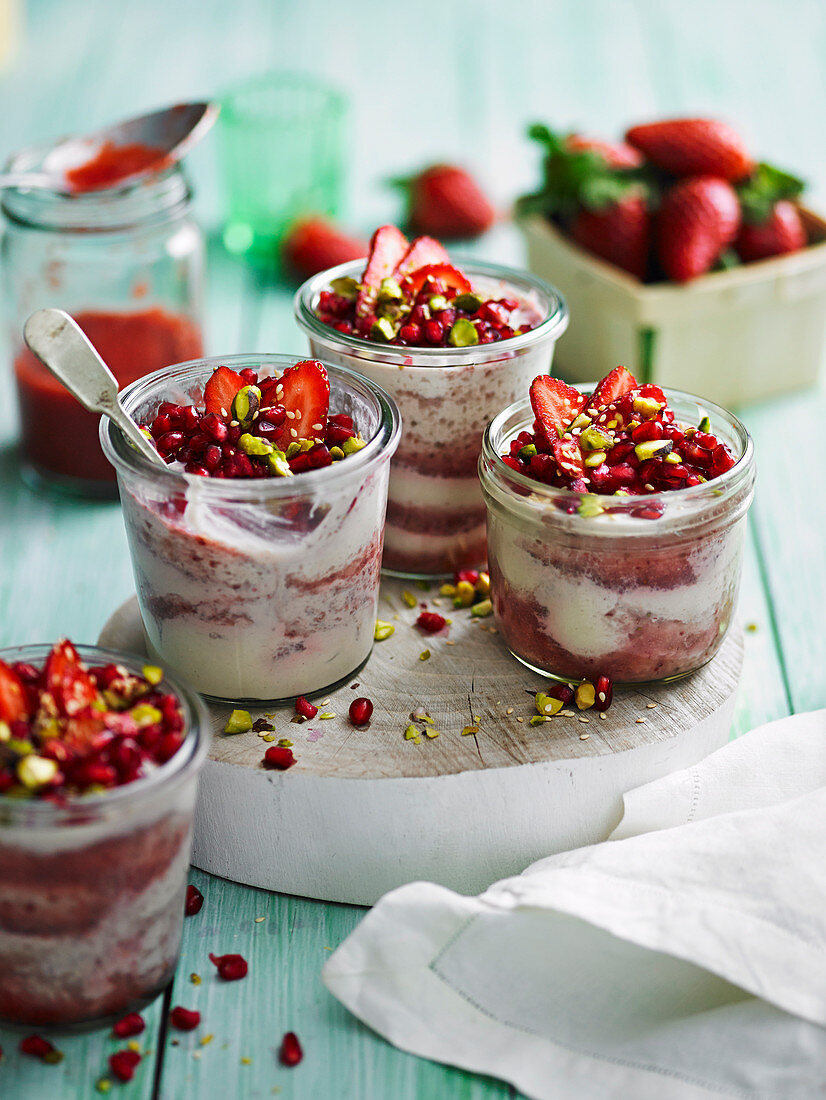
[[323, 710, 826, 1099]]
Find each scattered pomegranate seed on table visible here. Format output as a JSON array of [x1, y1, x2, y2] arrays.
[[185, 884, 204, 916], [279, 1031, 303, 1067], [19, 1035, 61, 1062], [112, 1011, 145, 1038], [109, 1049, 141, 1082], [348, 697, 374, 726], [209, 952, 248, 981], [169, 1006, 201, 1031], [416, 611, 447, 634], [263, 745, 296, 770], [295, 696, 318, 720]]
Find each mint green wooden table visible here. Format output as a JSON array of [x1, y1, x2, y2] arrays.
[[0, 1, 824, 1096]]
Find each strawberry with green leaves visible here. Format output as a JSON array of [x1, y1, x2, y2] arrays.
[[736, 162, 807, 262], [625, 118, 753, 182], [657, 176, 741, 282], [394, 164, 495, 239]]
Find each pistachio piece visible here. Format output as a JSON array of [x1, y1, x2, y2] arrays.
[[452, 291, 483, 313], [341, 435, 367, 455], [518, 443, 538, 461], [575, 682, 596, 710], [664, 452, 683, 464], [439, 583, 457, 597], [447, 318, 479, 347], [224, 709, 253, 734], [130, 703, 163, 727], [17, 754, 58, 790], [535, 692, 563, 717], [633, 395, 663, 418], [428, 295, 449, 312], [580, 426, 614, 452], [453, 581, 476, 607], [634, 439, 673, 462], [476, 571, 491, 597], [404, 725, 421, 742], [329, 275, 359, 300], [577, 496, 605, 518], [0, 721, 10, 743], [329, 445, 345, 461], [698, 414, 711, 433], [570, 413, 593, 432], [471, 598, 493, 618], [371, 317, 397, 342], [142, 665, 164, 686], [584, 451, 607, 468], [7, 739, 33, 756], [378, 276, 403, 302], [374, 620, 395, 641], [239, 433, 274, 457], [529, 715, 551, 726], [230, 385, 261, 425], [266, 450, 293, 477]]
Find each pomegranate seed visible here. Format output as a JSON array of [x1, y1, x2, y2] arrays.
[[185, 884, 204, 916], [170, 1006, 201, 1031], [200, 413, 228, 443], [109, 1049, 141, 1082], [594, 675, 613, 712], [228, 425, 242, 444], [279, 1031, 303, 1067], [209, 952, 248, 981], [334, 320, 353, 333], [399, 322, 422, 343], [156, 430, 184, 455], [239, 368, 258, 385], [254, 419, 280, 441], [151, 412, 172, 436], [326, 423, 355, 446], [416, 611, 447, 634], [20, 1035, 57, 1060], [454, 569, 480, 586], [264, 745, 296, 770], [295, 696, 318, 719], [257, 403, 286, 427], [348, 697, 373, 726], [204, 444, 222, 470], [181, 405, 200, 431], [424, 320, 444, 344], [112, 1012, 145, 1039], [547, 683, 575, 706], [157, 732, 183, 762]]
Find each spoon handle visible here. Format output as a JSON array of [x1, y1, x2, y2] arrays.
[[23, 308, 165, 467]]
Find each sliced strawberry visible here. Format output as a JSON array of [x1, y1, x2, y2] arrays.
[[43, 639, 99, 718], [401, 263, 472, 301], [274, 360, 331, 449], [355, 225, 409, 318], [529, 376, 587, 439], [589, 366, 638, 409], [0, 659, 30, 723], [552, 436, 585, 479], [62, 713, 107, 753], [204, 366, 244, 416], [392, 236, 450, 280]]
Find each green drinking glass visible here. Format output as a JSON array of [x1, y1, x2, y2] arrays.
[[217, 72, 347, 267]]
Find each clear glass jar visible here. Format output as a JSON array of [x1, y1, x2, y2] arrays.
[[0, 644, 210, 1029], [2, 157, 205, 497], [479, 390, 756, 683], [295, 259, 568, 578], [101, 354, 401, 702]]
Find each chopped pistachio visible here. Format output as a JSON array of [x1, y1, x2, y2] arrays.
[[453, 291, 483, 313], [428, 294, 449, 312], [342, 435, 367, 455], [130, 703, 162, 727], [374, 620, 395, 641], [277, 738, 293, 747], [424, 728, 440, 739], [570, 412, 592, 431], [239, 432, 274, 457], [439, 583, 457, 597], [575, 682, 596, 710], [329, 275, 359, 299], [476, 571, 491, 597], [329, 445, 345, 461], [319, 712, 335, 720], [454, 581, 475, 607], [401, 590, 418, 608], [17, 754, 58, 790], [141, 664, 164, 686], [664, 452, 683, 464], [460, 725, 479, 736], [447, 318, 479, 347], [580, 426, 614, 452], [584, 451, 607, 468], [0, 721, 10, 742], [577, 496, 605, 518], [285, 441, 303, 459], [632, 395, 663, 418], [419, 649, 431, 661], [266, 450, 293, 477], [471, 599, 493, 618], [230, 385, 261, 425], [404, 725, 421, 742], [529, 715, 550, 726], [371, 317, 397, 342], [698, 414, 711, 433], [378, 276, 404, 302], [535, 692, 563, 717], [518, 443, 538, 461], [634, 439, 673, 462], [224, 709, 253, 734]]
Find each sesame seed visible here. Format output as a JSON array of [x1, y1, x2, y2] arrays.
[[312, 423, 323, 431], [220, 407, 227, 418], [599, 712, 607, 720], [646, 702, 658, 709], [254, 916, 265, 923], [636, 717, 646, 724], [506, 707, 514, 715], [230, 419, 239, 427], [516, 716, 524, 723], [290, 428, 297, 438], [579, 716, 589, 723], [445, 639, 455, 645], [579, 733, 590, 740]]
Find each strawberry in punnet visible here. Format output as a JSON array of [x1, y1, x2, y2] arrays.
[[657, 176, 741, 282], [625, 118, 753, 182], [568, 192, 651, 280], [355, 225, 409, 319], [397, 164, 495, 239], [204, 365, 244, 416], [0, 660, 30, 723], [393, 236, 450, 280], [564, 134, 643, 170], [737, 200, 806, 262], [273, 359, 330, 450], [530, 375, 587, 438], [282, 217, 367, 280]]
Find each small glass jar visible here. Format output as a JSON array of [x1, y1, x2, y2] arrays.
[[0, 644, 210, 1029], [101, 354, 401, 702], [295, 260, 568, 578], [2, 157, 205, 497], [479, 390, 756, 683]]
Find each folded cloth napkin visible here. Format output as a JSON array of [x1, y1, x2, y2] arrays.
[[323, 710, 826, 1100]]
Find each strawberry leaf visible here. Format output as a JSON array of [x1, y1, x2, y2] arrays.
[[738, 162, 806, 225]]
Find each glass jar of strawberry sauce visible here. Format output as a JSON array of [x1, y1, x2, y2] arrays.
[[1, 156, 204, 497]]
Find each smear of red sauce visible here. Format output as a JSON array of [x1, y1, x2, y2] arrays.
[[66, 141, 171, 192], [14, 308, 203, 483]]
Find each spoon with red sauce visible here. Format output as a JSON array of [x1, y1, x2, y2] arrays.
[[0, 101, 218, 193]]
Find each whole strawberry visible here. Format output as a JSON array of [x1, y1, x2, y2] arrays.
[[568, 192, 651, 280], [398, 164, 495, 239], [626, 118, 753, 182], [657, 176, 740, 282], [282, 217, 367, 279], [564, 134, 644, 170], [737, 200, 807, 263]]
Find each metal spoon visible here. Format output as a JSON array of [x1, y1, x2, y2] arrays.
[[1, 102, 218, 193], [23, 308, 166, 467]]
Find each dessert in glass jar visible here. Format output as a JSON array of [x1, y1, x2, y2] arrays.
[[479, 367, 756, 683], [294, 225, 568, 577], [101, 354, 400, 701], [0, 640, 209, 1028]]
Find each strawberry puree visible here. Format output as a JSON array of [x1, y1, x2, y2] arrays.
[[14, 308, 202, 483], [66, 141, 170, 192]]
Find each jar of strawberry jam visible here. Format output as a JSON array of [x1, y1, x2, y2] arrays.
[[1, 156, 204, 496]]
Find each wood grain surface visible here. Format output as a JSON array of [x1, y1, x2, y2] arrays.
[[0, 0, 824, 1097]]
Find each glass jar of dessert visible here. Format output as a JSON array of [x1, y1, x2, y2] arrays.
[[2, 157, 204, 497], [479, 369, 756, 683], [294, 226, 568, 578], [0, 641, 210, 1028], [101, 354, 401, 702]]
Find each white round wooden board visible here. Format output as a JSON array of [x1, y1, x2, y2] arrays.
[[99, 578, 743, 905]]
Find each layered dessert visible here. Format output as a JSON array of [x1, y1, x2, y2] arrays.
[[102, 355, 400, 700], [480, 367, 755, 682], [294, 226, 569, 576], [0, 641, 207, 1027]]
